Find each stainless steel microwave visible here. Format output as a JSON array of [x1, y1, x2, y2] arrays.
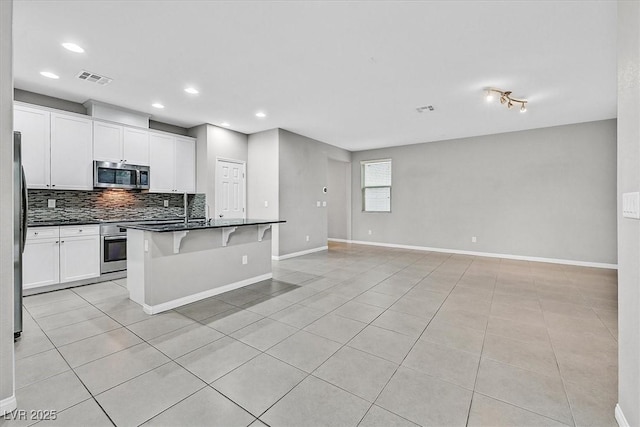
[[93, 161, 150, 190]]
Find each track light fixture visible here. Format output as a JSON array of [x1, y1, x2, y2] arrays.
[[485, 88, 528, 113]]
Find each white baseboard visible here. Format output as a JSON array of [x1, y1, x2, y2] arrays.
[[328, 238, 351, 243], [272, 246, 328, 261], [340, 239, 617, 270], [142, 273, 273, 314], [0, 395, 16, 416], [615, 404, 630, 427]]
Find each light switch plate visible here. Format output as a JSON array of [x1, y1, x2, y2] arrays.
[[623, 192, 640, 219], [163, 200, 169, 208], [322, 201, 327, 207], [47, 199, 56, 208], [316, 201, 321, 207]]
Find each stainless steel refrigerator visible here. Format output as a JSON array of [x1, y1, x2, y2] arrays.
[[14, 131, 27, 340]]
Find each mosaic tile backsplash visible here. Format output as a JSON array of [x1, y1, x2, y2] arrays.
[[28, 190, 206, 223]]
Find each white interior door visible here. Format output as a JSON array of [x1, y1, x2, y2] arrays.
[[215, 159, 246, 219]]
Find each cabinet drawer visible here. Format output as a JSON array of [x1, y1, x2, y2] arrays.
[[60, 225, 99, 237], [26, 227, 59, 240]]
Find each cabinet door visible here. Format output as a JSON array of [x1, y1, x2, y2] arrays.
[[174, 136, 196, 193], [14, 105, 51, 189], [50, 113, 93, 190], [59, 235, 100, 283], [93, 121, 123, 163], [149, 133, 176, 193], [123, 127, 149, 165], [23, 239, 59, 289]]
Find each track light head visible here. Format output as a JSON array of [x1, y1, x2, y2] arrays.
[[485, 88, 528, 113], [486, 90, 494, 102]]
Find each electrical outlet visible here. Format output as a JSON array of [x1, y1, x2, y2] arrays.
[[472, 236, 477, 243], [242, 255, 248, 265], [163, 200, 169, 208], [47, 199, 56, 208], [306, 235, 310, 242], [368, 230, 372, 235], [264, 200, 269, 208]]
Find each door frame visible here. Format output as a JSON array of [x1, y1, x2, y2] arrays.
[[215, 157, 247, 219]]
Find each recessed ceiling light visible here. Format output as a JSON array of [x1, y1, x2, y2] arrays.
[[255, 112, 266, 118], [62, 42, 84, 53], [40, 71, 59, 79], [221, 122, 230, 127], [152, 103, 165, 109], [184, 87, 199, 94]]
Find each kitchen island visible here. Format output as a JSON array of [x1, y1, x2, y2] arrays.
[[121, 219, 285, 314]]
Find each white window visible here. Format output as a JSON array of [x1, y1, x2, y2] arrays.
[[362, 159, 392, 212]]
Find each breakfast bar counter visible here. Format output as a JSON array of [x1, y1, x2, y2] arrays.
[[121, 219, 285, 314]]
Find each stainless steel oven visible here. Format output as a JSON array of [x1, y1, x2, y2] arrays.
[[100, 224, 127, 274], [94, 161, 150, 190]]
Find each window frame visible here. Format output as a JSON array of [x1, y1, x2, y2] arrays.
[[361, 159, 392, 213]]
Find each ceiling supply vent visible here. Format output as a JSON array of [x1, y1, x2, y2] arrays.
[[76, 70, 113, 86], [416, 105, 435, 113]]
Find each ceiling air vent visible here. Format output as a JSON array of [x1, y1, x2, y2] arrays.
[[76, 70, 112, 86], [416, 105, 435, 113]]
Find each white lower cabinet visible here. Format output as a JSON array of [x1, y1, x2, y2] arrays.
[[60, 234, 100, 283], [23, 237, 60, 290], [23, 225, 100, 289]]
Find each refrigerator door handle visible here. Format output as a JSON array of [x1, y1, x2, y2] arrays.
[[21, 166, 27, 253]]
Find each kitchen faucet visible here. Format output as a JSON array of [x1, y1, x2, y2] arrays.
[[176, 192, 188, 225]]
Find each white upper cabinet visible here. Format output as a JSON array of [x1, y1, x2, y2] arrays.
[[14, 105, 51, 189], [50, 112, 93, 190], [93, 121, 123, 163], [15, 105, 93, 191], [175, 136, 196, 193], [149, 133, 196, 193], [149, 132, 176, 193], [94, 121, 150, 165], [123, 127, 149, 165], [15, 103, 193, 192]]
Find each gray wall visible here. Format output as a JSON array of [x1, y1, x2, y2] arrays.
[[617, 1, 640, 424], [277, 129, 350, 256], [247, 129, 280, 253], [1, 0, 15, 413], [351, 120, 617, 265], [327, 159, 351, 240]]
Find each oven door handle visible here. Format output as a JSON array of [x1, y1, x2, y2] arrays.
[[103, 236, 127, 241]]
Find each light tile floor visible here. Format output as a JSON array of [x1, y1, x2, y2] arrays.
[[2, 242, 618, 427]]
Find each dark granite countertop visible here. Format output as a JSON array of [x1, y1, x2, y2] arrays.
[[27, 219, 102, 227], [119, 218, 286, 232], [27, 217, 207, 227]]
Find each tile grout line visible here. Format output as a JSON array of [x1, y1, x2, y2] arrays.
[[464, 257, 499, 427]]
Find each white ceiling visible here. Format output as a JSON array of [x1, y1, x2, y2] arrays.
[[13, 1, 617, 151]]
